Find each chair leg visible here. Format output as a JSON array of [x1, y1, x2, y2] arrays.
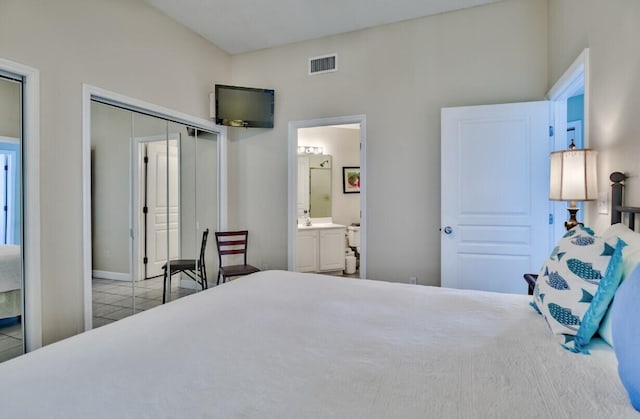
[[162, 268, 167, 304], [217, 270, 221, 286]]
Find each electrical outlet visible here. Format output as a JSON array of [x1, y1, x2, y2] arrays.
[[409, 276, 417, 285]]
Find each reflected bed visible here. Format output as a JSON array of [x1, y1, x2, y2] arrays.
[[0, 244, 21, 319]]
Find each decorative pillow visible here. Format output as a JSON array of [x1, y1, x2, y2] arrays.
[[598, 225, 640, 347], [611, 265, 640, 411], [532, 226, 625, 352]]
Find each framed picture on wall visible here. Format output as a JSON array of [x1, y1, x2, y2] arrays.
[[342, 166, 360, 194]]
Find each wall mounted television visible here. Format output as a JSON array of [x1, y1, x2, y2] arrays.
[[214, 84, 275, 128]]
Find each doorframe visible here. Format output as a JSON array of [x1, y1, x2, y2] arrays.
[[82, 84, 227, 331], [0, 58, 41, 352], [546, 48, 589, 244], [287, 115, 367, 278]]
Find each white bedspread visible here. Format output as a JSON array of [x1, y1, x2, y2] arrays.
[[0, 270, 636, 418]]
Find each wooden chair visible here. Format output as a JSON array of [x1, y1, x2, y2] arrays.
[[162, 229, 209, 303], [215, 230, 260, 285]]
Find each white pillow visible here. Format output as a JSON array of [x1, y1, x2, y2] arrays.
[[532, 228, 624, 339]]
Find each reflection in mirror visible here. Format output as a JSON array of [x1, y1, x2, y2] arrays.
[[298, 154, 332, 219], [91, 101, 219, 328], [0, 75, 24, 362]]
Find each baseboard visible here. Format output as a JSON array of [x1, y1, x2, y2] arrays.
[[92, 270, 131, 282]]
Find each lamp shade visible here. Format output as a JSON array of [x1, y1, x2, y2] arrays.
[[549, 148, 598, 201]]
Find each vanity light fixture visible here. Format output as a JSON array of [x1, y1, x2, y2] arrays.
[[299, 146, 323, 154]]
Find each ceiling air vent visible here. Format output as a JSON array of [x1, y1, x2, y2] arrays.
[[309, 54, 337, 75]]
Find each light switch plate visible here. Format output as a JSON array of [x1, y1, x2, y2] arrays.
[[598, 191, 609, 215]]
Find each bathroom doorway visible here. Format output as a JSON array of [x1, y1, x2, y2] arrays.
[[287, 115, 366, 278]]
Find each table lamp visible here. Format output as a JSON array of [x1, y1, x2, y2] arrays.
[[549, 141, 598, 230]]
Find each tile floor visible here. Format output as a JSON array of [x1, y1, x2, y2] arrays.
[[92, 275, 198, 328], [0, 318, 23, 363]]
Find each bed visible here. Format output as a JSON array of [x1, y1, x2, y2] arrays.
[[0, 270, 635, 418], [0, 244, 22, 320], [0, 175, 638, 418]]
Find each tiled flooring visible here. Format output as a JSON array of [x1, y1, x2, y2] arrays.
[[0, 318, 23, 363], [92, 276, 198, 328]]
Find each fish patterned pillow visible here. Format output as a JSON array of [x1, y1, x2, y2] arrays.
[[532, 227, 625, 346]]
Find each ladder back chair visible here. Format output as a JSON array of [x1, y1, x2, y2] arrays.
[[215, 230, 260, 285]]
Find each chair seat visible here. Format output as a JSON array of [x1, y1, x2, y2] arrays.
[[220, 264, 260, 278], [162, 259, 197, 271]]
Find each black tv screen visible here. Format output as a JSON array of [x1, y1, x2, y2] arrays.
[[215, 84, 274, 128]]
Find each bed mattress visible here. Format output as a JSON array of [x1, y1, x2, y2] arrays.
[[0, 270, 635, 418]]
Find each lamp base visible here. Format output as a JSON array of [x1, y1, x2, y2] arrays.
[[564, 207, 582, 231]]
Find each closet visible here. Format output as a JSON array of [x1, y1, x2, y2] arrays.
[[90, 101, 219, 327]]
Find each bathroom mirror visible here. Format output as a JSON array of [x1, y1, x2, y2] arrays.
[[298, 155, 332, 219]]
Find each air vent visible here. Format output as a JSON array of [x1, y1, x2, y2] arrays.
[[309, 54, 337, 75]]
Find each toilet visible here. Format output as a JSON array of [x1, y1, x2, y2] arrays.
[[347, 225, 361, 255]]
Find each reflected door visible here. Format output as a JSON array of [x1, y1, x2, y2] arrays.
[[145, 140, 180, 278]]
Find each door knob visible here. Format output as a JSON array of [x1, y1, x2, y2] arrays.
[[442, 226, 453, 235]]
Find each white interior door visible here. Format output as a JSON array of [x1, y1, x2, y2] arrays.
[[441, 101, 551, 294], [146, 140, 180, 278]]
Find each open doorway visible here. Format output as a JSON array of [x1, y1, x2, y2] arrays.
[[288, 115, 367, 279], [547, 49, 589, 244]]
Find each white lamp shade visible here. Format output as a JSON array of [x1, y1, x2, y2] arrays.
[[549, 148, 598, 201]]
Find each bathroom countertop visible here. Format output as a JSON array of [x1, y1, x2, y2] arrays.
[[297, 223, 346, 230]]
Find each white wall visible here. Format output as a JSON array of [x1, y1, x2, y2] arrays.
[[0, 78, 20, 138], [548, 0, 640, 234], [0, 0, 231, 344], [298, 126, 360, 227], [228, 0, 548, 284]]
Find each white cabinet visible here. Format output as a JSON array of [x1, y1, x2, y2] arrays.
[[296, 229, 318, 273], [296, 225, 345, 273]]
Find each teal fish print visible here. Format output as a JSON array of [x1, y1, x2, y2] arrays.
[[548, 303, 580, 331], [601, 242, 615, 257], [550, 246, 566, 261], [546, 270, 570, 290], [567, 259, 602, 284], [579, 288, 593, 303], [572, 235, 595, 246]]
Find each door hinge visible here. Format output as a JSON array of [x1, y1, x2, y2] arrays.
[[144, 156, 149, 163], [143, 206, 148, 214], [549, 126, 554, 137], [549, 213, 554, 225], [143, 257, 148, 264]]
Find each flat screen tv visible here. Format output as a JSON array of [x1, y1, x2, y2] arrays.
[[214, 84, 274, 128]]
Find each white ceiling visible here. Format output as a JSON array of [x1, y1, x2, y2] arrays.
[[143, 0, 503, 55]]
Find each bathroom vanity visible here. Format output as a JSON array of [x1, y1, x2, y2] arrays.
[[296, 223, 346, 274]]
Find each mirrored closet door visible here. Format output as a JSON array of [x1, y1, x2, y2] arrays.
[[0, 74, 24, 361], [91, 101, 218, 328]]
